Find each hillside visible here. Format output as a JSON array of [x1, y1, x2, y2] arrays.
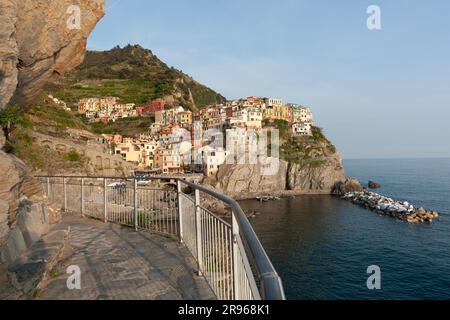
[[5, 95, 134, 176], [50, 45, 226, 110]]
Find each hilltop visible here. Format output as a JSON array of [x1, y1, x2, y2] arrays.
[[50, 45, 226, 110]]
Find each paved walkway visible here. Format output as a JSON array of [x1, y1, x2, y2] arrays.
[[38, 215, 216, 300]]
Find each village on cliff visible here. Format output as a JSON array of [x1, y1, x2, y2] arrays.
[[65, 95, 315, 177]]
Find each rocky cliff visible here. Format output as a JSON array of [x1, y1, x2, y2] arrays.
[[206, 128, 358, 199], [210, 161, 290, 199], [208, 159, 347, 200], [0, 0, 104, 266], [0, 0, 104, 109]]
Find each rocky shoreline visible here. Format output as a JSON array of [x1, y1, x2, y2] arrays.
[[342, 191, 439, 224]]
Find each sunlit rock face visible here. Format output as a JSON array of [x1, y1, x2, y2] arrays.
[[0, 0, 104, 266], [0, 0, 104, 109]]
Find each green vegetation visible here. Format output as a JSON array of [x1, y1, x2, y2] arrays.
[[309, 159, 327, 168], [25, 96, 88, 132], [8, 125, 87, 171], [0, 105, 21, 141], [32, 289, 42, 299], [312, 126, 330, 143], [55, 80, 161, 105], [164, 234, 179, 242], [66, 150, 81, 162], [137, 211, 152, 225], [263, 119, 291, 140], [3, 95, 94, 170], [49, 267, 61, 278], [89, 116, 152, 136], [278, 126, 337, 168], [53, 45, 226, 109]]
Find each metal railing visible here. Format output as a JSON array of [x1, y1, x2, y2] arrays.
[[37, 176, 285, 300]]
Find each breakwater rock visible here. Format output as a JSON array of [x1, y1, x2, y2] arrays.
[[368, 180, 381, 189], [342, 191, 439, 223]]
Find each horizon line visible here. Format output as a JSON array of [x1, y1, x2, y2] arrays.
[[343, 156, 450, 161]]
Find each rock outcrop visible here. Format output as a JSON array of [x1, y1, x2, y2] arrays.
[[368, 180, 381, 189], [0, 0, 104, 277], [206, 132, 356, 199], [206, 151, 355, 199], [332, 178, 364, 195], [0, 148, 28, 249], [209, 161, 289, 199], [287, 161, 346, 194], [0, 0, 104, 109]]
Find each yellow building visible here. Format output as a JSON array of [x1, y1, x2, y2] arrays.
[[177, 111, 193, 127], [115, 142, 142, 163]]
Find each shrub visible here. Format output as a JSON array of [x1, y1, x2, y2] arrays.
[[66, 150, 81, 162], [0, 105, 21, 141]]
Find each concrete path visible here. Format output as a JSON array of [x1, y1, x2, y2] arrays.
[[38, 215, 216, 300]]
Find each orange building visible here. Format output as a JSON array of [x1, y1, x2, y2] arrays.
[[263, 105, 293, 122]]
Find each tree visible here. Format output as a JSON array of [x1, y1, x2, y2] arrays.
[[0, 105, 21, 141]]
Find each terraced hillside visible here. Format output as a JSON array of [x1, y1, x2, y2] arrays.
[[50, 44, 226, 110]]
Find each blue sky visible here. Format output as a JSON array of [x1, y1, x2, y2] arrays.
[[87, 0, 450, 159]]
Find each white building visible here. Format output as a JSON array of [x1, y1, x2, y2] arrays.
[[233, 108, 248, 122], [292, 122, 312, 136], [201, 146, 227, 177], [264, 97, 283, 107], [297, 107, 313, 123], [142, 140, 160, 169], [246, 107, 263, 129]]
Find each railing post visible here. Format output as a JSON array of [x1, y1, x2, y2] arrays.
[[63, 177, 67, 212], [195, 189, 203, 276], [104, 178, 107, 223], [81, 178, 84, 217], [134, 178, 138, 231], [232, 212, 240, 300], [46, 177, 50, 199], [177, 180, 184, 243]]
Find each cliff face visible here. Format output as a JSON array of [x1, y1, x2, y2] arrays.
[[0, 0, 104, 109], [210, 161, 290, 199], [0, 133, 28, 248], [0, 0, 104, 263], [285, 139, 347, 193], [206, 130, 351, 199], [208, 158, 346, 200]]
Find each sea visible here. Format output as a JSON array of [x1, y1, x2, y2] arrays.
[[239, 158, 450, 300]]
